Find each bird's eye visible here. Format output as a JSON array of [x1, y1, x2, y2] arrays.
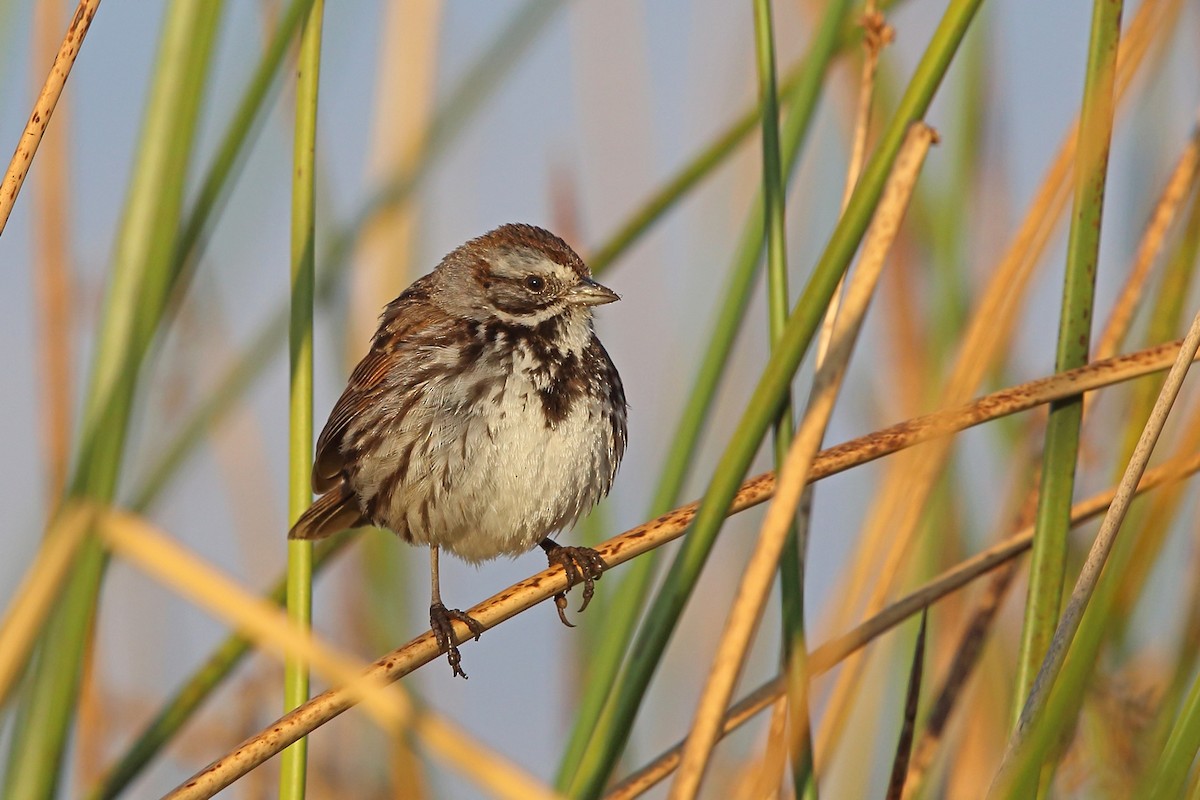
[[524, 275, 545, 292]]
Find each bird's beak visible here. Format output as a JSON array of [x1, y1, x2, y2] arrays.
[[567, 277, 620, 307]]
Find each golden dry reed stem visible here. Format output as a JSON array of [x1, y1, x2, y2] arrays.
[[94, 507, 561, 800], [0, 0, 100, 237], [0, 507, 92, 709], [813, 0, 1171, 764], [160, 337, 1191, 799], [414, 715, 565, 800], [815, 9, 895, 362], [840, 7, 891, 213], [1093, 122, 1200, 362], [667, 123, 937, 800], [607, 448, 1200, 799], [31, 0, 75, 503], [993, 307, 1200, 794], [746, 697, 793, 799], [100, 510, 409, 732]]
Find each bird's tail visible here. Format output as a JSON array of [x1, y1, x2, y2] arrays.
[[288, 482, 365, 540]]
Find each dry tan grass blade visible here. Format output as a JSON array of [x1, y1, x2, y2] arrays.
[[0, 0, 100, 236], [667, 123, 937, 800], [815, 7, 895, 361], [158, 337, 1194, 799], [1093, 122, 1200, 362], [409, 714, 565, 800], [99, 510, 410, 730], [0, 506, 92, 708], [30, 0, 76, 503]]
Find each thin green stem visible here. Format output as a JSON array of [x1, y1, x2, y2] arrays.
[[1012, 0, 1124, 733], [280, 2, 323, 798], [567, 2, 984, 796], [755, 0, 789, 342], [752, 0, 815, 796]]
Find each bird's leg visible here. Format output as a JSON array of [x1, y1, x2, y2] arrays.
[[428, 546, 483, 679], [539, 538, 607, 627]]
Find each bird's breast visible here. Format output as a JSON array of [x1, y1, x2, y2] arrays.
[[360, 337, 618, 563]]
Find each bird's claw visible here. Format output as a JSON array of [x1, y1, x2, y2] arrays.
[[429, 602, 484, 679], [540, 540, 607, 626]]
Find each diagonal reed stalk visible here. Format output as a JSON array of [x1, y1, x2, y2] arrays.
[[0, 507, 93, 710], [89, 507, 561, 800], [86, 535, 355, 799], [0, 0, 100, 236]]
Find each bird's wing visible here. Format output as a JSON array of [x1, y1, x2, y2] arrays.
[[311, 284, 449, 493], [312, 348, 392, 493]]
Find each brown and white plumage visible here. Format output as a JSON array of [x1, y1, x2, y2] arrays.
[[289, 223, 626, 677]]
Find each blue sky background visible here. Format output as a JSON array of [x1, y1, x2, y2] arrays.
[[1, 0, 1199, 796]]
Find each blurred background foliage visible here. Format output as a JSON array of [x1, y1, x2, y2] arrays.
[[1, 0, 1199, 797]]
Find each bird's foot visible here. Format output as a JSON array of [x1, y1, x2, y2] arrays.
[[429, 602, 484, 679], [539, 539, 607, 627]]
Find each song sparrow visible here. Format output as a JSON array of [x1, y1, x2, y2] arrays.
[[289, 223, 627, 678]]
